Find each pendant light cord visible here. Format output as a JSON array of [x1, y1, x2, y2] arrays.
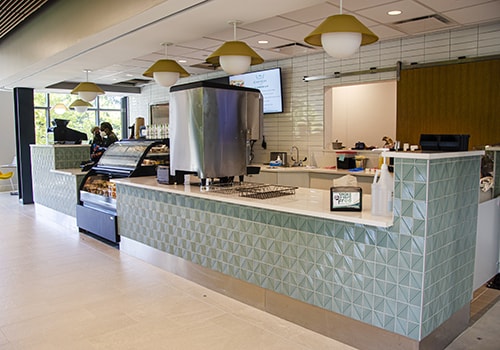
[[340, 0, 343, 14]]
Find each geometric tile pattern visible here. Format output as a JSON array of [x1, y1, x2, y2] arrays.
[[117, 153, 481, 341], [117, 183, 423, 339], [418, 156, 481, 338], [31, 145, 89, 216]]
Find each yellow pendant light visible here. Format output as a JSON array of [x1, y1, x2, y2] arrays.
[[71, 69, 104, 102], [143, 43, 190, 87], [304, 0, 378, 59], [69, 99, 92, 113], [206, 20, 263, 75], [51, 103, 68, 115]]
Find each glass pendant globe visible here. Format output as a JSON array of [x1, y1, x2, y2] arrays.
[[153, 71, 180, 87], [78, 91, 98, 102], [219, 55, 251, 75], [321, 32, 362, 59], [74, 106, 88, 113]]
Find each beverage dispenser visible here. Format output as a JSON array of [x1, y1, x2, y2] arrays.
[[169, 81, 263, 183]]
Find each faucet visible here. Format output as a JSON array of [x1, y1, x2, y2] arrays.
[[290, 146, 307, 167]]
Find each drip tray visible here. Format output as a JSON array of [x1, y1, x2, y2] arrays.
[[207, 182, 297, 199]]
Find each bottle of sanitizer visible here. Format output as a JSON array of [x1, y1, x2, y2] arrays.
[[371, 157, 394, 217]]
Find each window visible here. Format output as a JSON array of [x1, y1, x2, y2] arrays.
[[34, 93, 126, 145]]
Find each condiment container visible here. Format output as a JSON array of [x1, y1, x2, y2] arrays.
[[371, 161, 393, 217]]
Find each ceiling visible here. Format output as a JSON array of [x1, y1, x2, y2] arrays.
[[1, 0, 499, 92]]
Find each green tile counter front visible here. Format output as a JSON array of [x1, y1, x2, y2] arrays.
[[115, 151, 483, 350], [30, 145, 90, 217]]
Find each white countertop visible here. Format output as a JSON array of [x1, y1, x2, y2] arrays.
[[256, 164, 375, 177], [30, 144, 90, 148], [50, 168, 88, 176], [381, 150, 484, 159], [113, 176, 393, 228]]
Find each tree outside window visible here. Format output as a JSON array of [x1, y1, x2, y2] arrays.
[[34, 92, 125, 145]]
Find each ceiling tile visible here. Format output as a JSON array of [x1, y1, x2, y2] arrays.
[[443, 2, 500, 25], [356, 0, 435, 24], [204, 27, 259, 41], [326, 0, 398, 12], [269, 23, 317, 43], [417, 0, 493, 12], [281, 2, 338, 23], [178, 37, 223, 50], [242, 16, 298, 32], [248, 34, 292, 49], [370, 24, 407, 40]]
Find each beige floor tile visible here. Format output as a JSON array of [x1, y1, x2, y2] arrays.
[[0, 192, 498, 350]]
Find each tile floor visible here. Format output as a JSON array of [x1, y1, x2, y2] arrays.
[[0, 192, 498, 349]]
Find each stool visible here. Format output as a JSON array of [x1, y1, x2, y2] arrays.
[[0, 171, 16, 195]]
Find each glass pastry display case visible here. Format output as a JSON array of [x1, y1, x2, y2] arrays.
[[76, 139, 169, 243]]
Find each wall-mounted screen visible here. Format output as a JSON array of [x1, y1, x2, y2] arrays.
[[229, 68, 283, 114]]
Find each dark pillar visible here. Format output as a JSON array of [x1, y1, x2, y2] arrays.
[[121, 96, 129, 140], [13, 88, 35, 204]]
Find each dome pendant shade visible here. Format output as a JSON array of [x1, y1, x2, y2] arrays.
[[71, 82, 104, 102], [321, 32, 362, 58], [206, 41, 263, 75], [69, 99, 92, 113], [143, 59, 189, 87], [304, 14, 378, 59]]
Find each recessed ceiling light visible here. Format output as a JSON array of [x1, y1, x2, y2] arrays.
[[258, 40, 269, 44], [178, 59, 187, 63], [388, 10, 402, 16]]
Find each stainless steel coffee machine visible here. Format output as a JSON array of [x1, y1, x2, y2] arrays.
[[169, 81, 263, 183]]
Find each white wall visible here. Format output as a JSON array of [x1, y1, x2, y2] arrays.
[[0, 91, 17, 192]]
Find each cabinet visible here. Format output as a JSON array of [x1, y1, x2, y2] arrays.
[[244, 171, 277, 184], [277, 172, 309, 188], [310, 172, 373, 194]]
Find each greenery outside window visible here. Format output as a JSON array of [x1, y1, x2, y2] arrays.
[[34, 93, 125, 145]]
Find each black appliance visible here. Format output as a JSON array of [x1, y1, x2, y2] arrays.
[[50, 119, 88, 144], [419, 134, 470, 151], [76, 139, 169, 243]]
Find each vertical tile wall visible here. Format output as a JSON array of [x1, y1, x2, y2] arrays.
[[129, 21, 500, 163], [30, 146, 89, 216], [117, 152, 482, 341]]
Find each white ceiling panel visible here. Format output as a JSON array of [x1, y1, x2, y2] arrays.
[[242, 16, 298, 33], [269, 24, 317, 43], [281, 2, 338, 22], [417, 0, 494, 12], [443, 2, 500, 25], [356, 1, 435, 24], [326, 0, 398, 12], [0, 0, 498, 89]]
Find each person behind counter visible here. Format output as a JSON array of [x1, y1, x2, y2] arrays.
[[100, 122, 118, 147], [90, 126, 104, 162]]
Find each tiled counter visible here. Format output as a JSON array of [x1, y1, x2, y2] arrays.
[[30, 145, 89, 217], [115, 150, 483, 350]]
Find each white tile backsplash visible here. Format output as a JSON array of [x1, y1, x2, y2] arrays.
[[129, 21, 500, 166]]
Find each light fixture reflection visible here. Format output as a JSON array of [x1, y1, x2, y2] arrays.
[[69, 99, 92, 113], [52, 103, 68, 115]]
